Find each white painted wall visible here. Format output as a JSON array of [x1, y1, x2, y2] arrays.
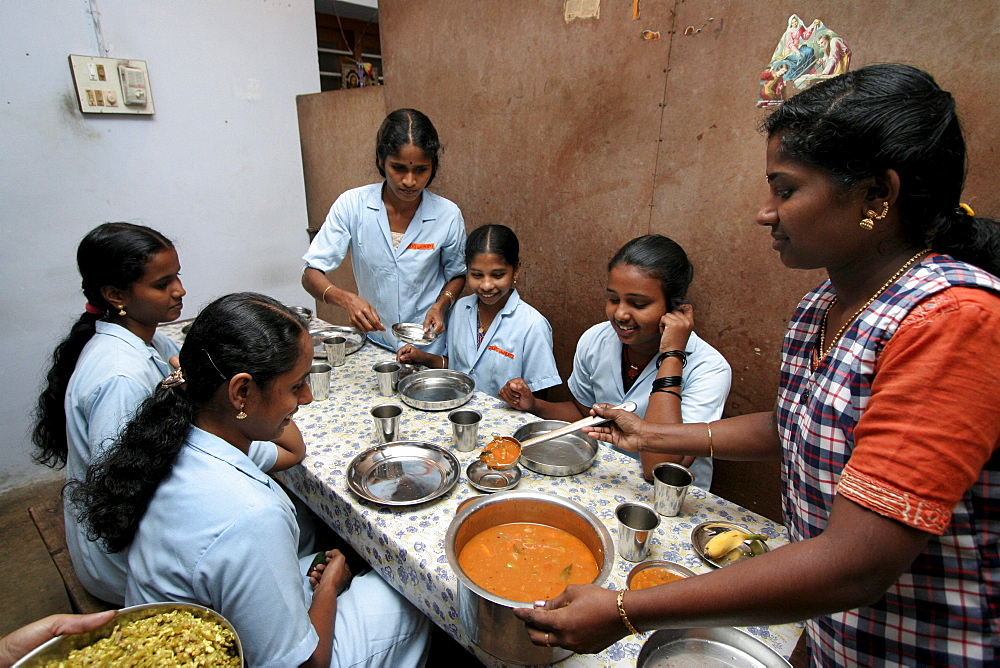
[[0, 1, 320, 493]]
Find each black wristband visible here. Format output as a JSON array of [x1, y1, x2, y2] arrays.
[[651, 375, 682, 390], [656, 350, 687, 369], [650, 388, 681, 399]]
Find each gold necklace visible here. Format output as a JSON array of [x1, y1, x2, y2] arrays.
[[818, 248, 931, 363]]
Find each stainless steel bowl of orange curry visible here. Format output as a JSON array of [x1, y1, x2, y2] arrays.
[[444, 491, 614, 665]]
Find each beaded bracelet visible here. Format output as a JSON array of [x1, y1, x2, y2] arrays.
[[650, 388, 681, 399], [651, 375, 682, 390], [616, 590, 640, 636], [655, 350, 687, 369]]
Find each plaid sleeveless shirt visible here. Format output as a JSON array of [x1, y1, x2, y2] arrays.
[[775, 254, 1000, 666]]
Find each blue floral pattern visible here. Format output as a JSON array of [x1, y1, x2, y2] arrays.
[[160, 320, 802, 666]]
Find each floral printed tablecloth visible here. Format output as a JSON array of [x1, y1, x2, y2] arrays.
[[160, 320, 803, 666]]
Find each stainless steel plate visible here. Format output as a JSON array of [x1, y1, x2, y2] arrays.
[[12, 602, 243, 667], [691, 521, 771, 568], [346, 441, 460, 505], [638, 627, 790, 667], [513, 420, 599, 476], [392, 322, 438, 346], [398, 369, 475, 411], [310, 324, 365, 358], [467, 460, 521, 493]]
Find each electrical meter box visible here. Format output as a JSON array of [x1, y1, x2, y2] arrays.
[[68, 55, 155, 115]]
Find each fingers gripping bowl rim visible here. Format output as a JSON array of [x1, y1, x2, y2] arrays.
[[12, 602, 243, 667]]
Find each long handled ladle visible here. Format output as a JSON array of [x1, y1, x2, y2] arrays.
[[481, 401, 638, 469]]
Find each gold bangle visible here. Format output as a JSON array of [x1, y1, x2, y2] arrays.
[[706, 422, 714, 458], [440, 290, 455, 307], [321, 285, 333, 304], [616, 590, 640, 635]]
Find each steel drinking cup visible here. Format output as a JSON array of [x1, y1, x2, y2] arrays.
[[616, 501, 660, 561], [323, 336, 347, 367], [373, 361, 401, 396], [652, 462, 693, 517], [307, 363, 332, 401], [448, 409, 482, 452], [371, 403, 403, 444]]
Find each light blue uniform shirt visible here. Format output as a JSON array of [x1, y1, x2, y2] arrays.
[[126, 427, 316, 667], [63, 321, 276, 605], [447, 290, 561, 398], [127, 427, 429, 668], [568, 322, 732, 490], [63, 321, 179, 605], [303, 183, 467, 355]]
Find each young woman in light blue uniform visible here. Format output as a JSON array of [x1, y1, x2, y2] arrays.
[[501, 235, 731, 489], [302, 109, 466, 356], [398, 224, 560, 398], [73, 293, 430, 668], [32, 223, 186, 605], [33, 223, 302, 606]]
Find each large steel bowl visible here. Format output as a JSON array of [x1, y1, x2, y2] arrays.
[[13, 602, 243, 667], [445, 491, 614, 665]]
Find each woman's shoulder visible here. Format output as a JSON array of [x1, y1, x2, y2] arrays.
[[421, 189, 462, 216], [506, 293, 551, 325], [576, 321, 616, 352], [331, 183, 383, 212], [686, 331, 732, 372]]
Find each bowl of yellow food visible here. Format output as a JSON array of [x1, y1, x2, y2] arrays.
[[13, 602, 242, 667]]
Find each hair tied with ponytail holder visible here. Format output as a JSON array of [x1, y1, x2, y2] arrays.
[[84, 303, 104, 315], [957, 203, 976, 217], [161, 368, 185, 389]]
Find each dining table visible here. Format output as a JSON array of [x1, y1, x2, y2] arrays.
[[160, 318, 804, 667]]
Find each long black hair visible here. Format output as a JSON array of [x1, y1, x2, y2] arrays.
[[375, 108, 441, 186], [763, 64, 1000, 276], [465, 224, 520, 267], [32, 223, 174, 468], [71, 292, 306, 553], [608, 235, 694, 311]]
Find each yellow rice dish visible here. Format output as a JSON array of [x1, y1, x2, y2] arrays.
[[43, 609, 240, 667]]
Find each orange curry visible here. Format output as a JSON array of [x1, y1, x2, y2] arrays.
[[458, 523, 599, 602], [629, 566, 686, 590], [479, 435, 521, 468]]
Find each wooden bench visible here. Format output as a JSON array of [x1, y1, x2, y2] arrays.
[[28, 496, 114, 614]]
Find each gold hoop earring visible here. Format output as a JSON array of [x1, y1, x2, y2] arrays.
[[236, 403, 247, 420], [860, 201, 889, 230], [117, 305, 127, 317]]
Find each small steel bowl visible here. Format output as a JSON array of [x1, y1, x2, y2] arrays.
[[467, 460, 521, 493], [288, 305, 313, 319], [392, 322, 438, 346], [12, 602, 243, 667], [627, 560, 696, 590]]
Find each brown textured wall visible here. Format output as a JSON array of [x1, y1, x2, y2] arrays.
[[298, 0, 999, 518], [297, 84, 385, 324]]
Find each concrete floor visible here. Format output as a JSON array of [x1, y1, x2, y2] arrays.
[[0, 478, 71, 637]]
